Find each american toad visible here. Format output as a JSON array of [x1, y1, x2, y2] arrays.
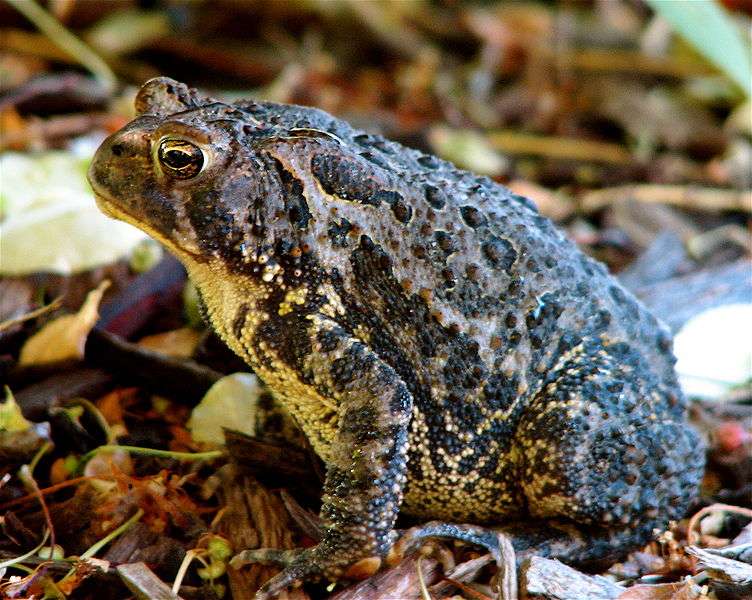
[[88, 78, 704, 598]]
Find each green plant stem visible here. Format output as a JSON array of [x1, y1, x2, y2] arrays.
[[0, 530, 50, 570], [81, 444, 224, 465], [81, 508, 144, 560]]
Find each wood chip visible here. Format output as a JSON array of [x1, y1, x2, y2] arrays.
[[117, 561, 184, 600], [520, 555, 625, 600], [330, 554, 441, 600], [686, 545, 752, 585]]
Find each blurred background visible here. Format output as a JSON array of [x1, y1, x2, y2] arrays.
[[0, 2, 751, 599]]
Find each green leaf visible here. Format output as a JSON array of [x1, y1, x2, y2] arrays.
[[647, 0, 751, 96], [0, 387, 32, 433]]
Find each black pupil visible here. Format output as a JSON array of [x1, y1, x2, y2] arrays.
[[165, 149, 192, 168], [159, 141, 202, 174]]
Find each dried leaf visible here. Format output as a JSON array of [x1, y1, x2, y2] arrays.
[[0, 151, 148, 275], [428, 126, 507, 176], [137, 327, 201, 359], [19, 279, 110, 365], [187, 373, 262, 445]]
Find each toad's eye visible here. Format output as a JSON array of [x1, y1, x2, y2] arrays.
[[157, 139, 204, 179]]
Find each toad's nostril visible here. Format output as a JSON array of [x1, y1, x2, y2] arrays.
[[111, 143, 125, 157]]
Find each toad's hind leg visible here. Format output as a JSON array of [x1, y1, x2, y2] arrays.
[[395, 363, 704, 567], [513, 362, 704, 564]]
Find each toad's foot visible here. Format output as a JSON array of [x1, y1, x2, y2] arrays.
[[232, 546, 382, 600]]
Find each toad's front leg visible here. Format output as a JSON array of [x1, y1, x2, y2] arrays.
[[250, 318, 413, 599]]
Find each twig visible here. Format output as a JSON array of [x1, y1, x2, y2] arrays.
[[18, 457, 55, 557], [495, 533, 517, 600], [0, 73, 108, 111], [343, 0, 436, 60], [0, 530, 50, 570], [5, 0, 116, 94], [685, 545, 752, 585], [634, 259, 752, 333], [0, 113, 114, 151], [687, 504, 752, 546], [562, 48, 716, 78], [429, 554, 493, 597], [147, 37, 279, 83], [0, 28, 76, 63], [0, 295, 63, 334], [0, 475, 100, 511], [436, 578, 493, 600], [580, 184, 752, 213], [417, 555, 432, 600], [85, 329, 222, 405], [487, 130, 632, 164]]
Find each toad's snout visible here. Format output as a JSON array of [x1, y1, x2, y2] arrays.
[[89, 129, 144, 193]]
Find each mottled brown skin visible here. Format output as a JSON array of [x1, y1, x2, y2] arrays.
[[89, 78, 704, 598]]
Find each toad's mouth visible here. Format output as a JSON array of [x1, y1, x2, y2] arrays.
[[89, 184, 202, 261]]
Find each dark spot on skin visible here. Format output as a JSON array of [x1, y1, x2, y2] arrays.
[[424, 185, 447, 209], [311, 153, 382, 205], [317, 328, 341, 352], [441, 268, 457, 289], [460, 206, 487, 228], [390, 388, 411, 415], [434, 231, 455, 255], [372, 190, 401, 207], [418, 155, 440, 169], [594, 309, 612, 331], [186, 188, 239, 252], [373, 190, 412, 223], [327, 218, 352, 247], [232, 304, 249, 340], [657, 330, 672, 353], [391, 199, 412, 223], [269, 157, 311, 229], [360, 151, 390, 169], [482, 236, 517, 273], [341, 405, 382, 444], [483, 373, 518, 412], [330, 343, 370, 388], [135, 186, 179, 238]]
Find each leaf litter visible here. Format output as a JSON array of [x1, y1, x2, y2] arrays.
[[1, 1, 750, 599]]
